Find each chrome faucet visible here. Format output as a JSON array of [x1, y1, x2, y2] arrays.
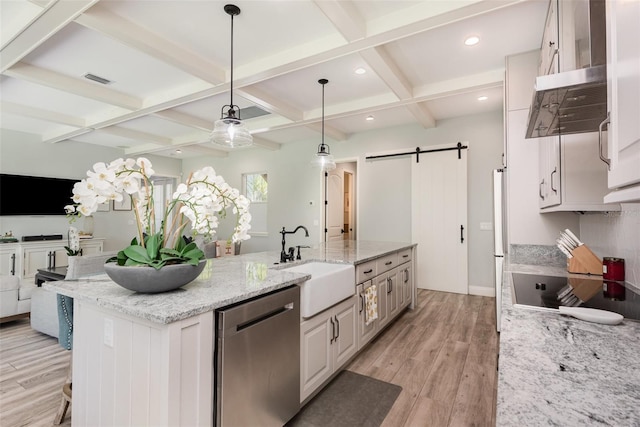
[[280, 225, 309, 263]]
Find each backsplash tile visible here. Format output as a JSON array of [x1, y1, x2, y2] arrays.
[[580, 203, 640, 287], [509, 244, 566, 267]]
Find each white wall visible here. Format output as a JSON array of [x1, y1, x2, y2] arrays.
[[184, 111, 504, 292], [0, 129, 182, 252]]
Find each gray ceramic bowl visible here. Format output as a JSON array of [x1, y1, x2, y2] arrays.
[[104, 260, 206, 293]]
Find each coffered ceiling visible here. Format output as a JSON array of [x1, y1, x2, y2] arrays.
[[0, 0, 548, 159]]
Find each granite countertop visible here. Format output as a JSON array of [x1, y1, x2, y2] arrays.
[[497, 258, 640, 426], [44, 240, 414, 325]]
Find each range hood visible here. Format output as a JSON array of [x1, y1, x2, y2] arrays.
[[525, 65, 607, 138], [525, 0, 607, 139]]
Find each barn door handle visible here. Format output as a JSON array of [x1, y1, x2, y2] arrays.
[[460, 225, 465, 243]]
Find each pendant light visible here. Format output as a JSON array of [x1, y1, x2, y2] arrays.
[[311, 78, 336, 171], [211, 4, 253, 148]]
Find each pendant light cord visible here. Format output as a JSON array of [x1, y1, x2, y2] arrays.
[[230, 12, 234, 108], [321, 81, 324, 147]]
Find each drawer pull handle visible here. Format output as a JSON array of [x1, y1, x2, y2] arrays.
[[402, 254, 409, 258], [385, 261, 392, 266], [364, 269, 373, 274]]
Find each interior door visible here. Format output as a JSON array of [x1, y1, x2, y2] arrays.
[[326, 168, 344, 241], [411, 145, 468, 294]]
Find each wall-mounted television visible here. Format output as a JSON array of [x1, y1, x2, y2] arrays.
[[0, 174, 78, 216]]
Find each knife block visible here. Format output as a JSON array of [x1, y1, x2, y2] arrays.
[[567, 245, 602, 275]]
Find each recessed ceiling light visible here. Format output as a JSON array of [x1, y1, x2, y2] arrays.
[[477, 95, 488, 101], [175, 149, 182, 154], [464, 36, 480, 46], [366, 115, 374, 121], [354, 67, 367, 75]]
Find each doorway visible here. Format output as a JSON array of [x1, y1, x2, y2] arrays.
[[411, 144, 468, 294], [324, 162, 357, 242]]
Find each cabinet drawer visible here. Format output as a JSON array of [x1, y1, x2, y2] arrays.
[[397, 248, 412, 264], [356, 261, 377, 284], [376, 253, 398, 274]]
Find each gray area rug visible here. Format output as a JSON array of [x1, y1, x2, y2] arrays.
[[287, 370, 402, 427]]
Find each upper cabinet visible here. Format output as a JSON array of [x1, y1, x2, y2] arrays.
[[603, 0, 640, 203], [539, 0, 559, 76]]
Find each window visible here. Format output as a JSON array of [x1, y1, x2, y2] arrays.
[[150, 176, 176, 234], [244, 173, 268, 203], [242, 173, 268, 235]]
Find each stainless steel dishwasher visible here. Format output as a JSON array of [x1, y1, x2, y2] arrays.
[[215, 285, 300, 426]]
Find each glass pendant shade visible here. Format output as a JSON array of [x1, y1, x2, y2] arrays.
[[311, 143, 336, 171], [211, 110, 253, 148]]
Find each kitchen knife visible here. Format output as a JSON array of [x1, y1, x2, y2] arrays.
[[558, 306, 623, 325], [556, 239, 573, 258], [564, 229, 583, 246], [559, 234, 577, 250]]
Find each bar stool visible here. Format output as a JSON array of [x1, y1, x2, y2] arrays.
[[53, 294, 73, 425]]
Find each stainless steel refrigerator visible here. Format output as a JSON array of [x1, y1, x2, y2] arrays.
[[493, 169, 506, 332]]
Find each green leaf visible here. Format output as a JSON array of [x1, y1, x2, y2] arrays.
[[183, 248, 204, 260], [123, 245, 152, 264], [145, 233, 161, 260]]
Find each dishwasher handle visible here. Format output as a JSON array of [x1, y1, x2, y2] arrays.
[[217, 286, 300, 337]]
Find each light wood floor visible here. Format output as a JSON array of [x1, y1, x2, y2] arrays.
[[0, 289, 498, 427], [347, 289, 499, 427]]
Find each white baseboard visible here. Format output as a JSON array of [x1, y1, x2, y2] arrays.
[[468, 285, 495, 297]]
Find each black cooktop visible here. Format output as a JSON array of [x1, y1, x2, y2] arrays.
[[511, 273, 640, 321]]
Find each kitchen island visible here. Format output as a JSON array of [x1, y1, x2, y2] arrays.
[[44, 240, 415, 426], [497, 259, 640, 426]]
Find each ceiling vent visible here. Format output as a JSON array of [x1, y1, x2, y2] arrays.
[[240, 106, 270, 120], [84, 73, 112, 85]]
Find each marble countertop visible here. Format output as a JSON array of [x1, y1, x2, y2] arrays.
[[44, 240, 414, 325], [497, 259, 640, 426]]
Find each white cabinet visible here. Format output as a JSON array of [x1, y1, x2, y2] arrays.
[[538, 136, 561, 208], [376, 272, 389, 330], [603, 0, 640, 203], [21, 239, 104, 284], [398, 263, 413, 309], [300, 296, 357, 402], [539, 0, 559, 76], [539, 132, 619, 212], [0, 245, 18, 276], [356, 281, 377, 350]]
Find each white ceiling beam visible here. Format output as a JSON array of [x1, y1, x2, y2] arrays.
[[359, 46, 412, 100], [305, 122, 347, 142], [0, 0, 99, 72], [180, 144, 229, 157], [99, 126, 173, 146], [237, 86, 303, 122], [74, 5, 226, 85], [251, 136, 281, 151], [406, 102, 436, 129], [1, 101, 85, 127], [153, 110, 213, 132], [413, 69, 504, 100], [313, 0, 366, 42], [5, 62, 143, 110]]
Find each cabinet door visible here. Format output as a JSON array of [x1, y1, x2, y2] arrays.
[[80, 240, 104, 255], [606, 0, 640, 194], [376, 273, 389, 330], [539, 136, 561, 208], [356, 282, 377, 350], [332, 297, 357, 370], [300, 310, 333, 402], [539, 0, 559, 75], [52, 247, 69, 268], [0, 247, 18, 276], [22, 247, 53, 279], [387, 268, 399, 319], [400, 264, 413, 309]]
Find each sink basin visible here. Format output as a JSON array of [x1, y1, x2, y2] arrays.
[[282, 262, 355, 318]]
